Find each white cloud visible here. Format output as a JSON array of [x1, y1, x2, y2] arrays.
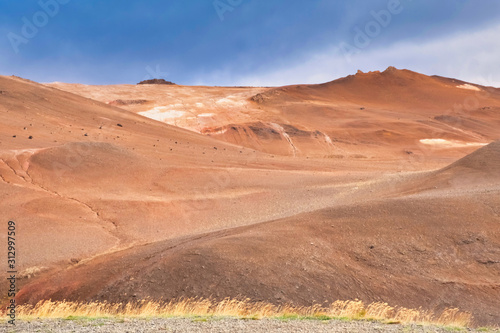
[[226, 22, 500, 87]]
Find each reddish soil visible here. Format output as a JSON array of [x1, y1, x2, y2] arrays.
[[1, 69, 500, 326]]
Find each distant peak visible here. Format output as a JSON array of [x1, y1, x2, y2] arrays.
[[383, 66, 398, 73]]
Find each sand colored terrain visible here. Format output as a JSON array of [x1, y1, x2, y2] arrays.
[[48, 67, 500, 162], [1, 68, 500, 326]]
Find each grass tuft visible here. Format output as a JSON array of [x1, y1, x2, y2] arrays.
[[7, 298, 474, 328]]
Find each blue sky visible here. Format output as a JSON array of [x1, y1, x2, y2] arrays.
[[1, 0, 499, 86]]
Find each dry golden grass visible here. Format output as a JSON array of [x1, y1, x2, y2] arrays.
[[12, 298, 472, 327]]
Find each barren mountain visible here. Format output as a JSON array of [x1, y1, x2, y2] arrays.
[[1, 69, 500, 326], [48, 67, 500, 162]]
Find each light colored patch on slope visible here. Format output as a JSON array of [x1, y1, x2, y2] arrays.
[[139, 107, 186, 122], [324, 133, 334, 147], [420, 139, 488, 147], [0, 148, 48, 173], [457, 84, 482, 91], [205, 127, 228, 135], [216, 96, 248, 107], [198, 113, 215, 118], [269, 123, 298, 157], [4, 148, 47, 156]]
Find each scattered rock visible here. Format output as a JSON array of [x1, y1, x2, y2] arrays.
[[10, 317, 467, 333]]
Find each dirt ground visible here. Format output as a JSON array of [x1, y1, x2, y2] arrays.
[[1, 69, 499, 326]]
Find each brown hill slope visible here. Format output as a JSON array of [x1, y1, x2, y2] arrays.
[[390, 141, 500, 195], [16, 142, 500, 326], [440, 140, 500, 177], [47, 68, 500, 161], [0, 74, 374, 295], [4, 74, 500, 326], [0, 76, 291, 269], [432, 140, 500, 188], [254, 67, 500, 112]]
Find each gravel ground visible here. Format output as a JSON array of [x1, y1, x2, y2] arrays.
[[1, 318, 491, 333]]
